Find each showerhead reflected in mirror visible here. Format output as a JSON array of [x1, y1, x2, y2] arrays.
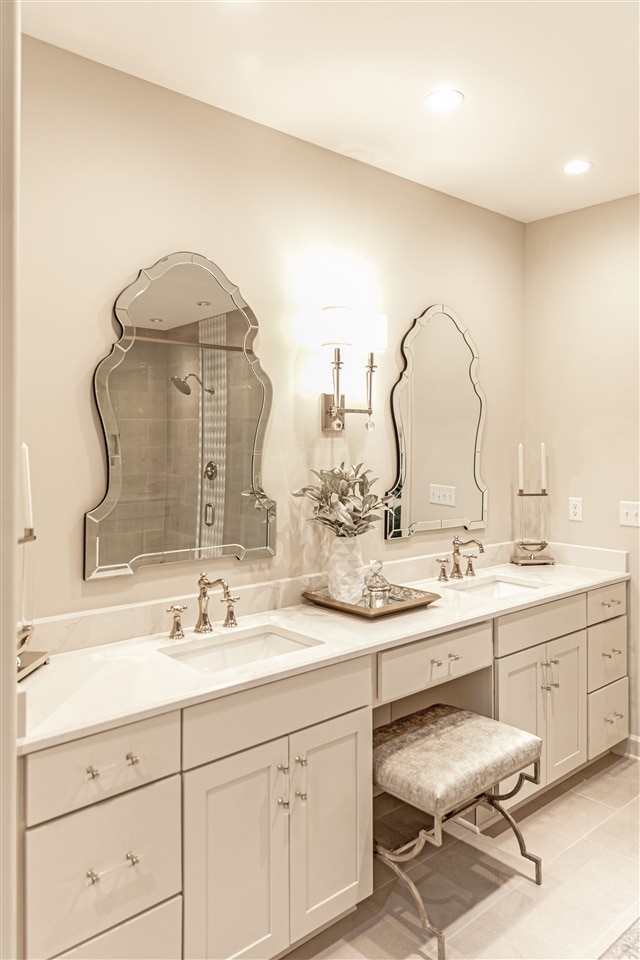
[[84, 252, 276, 579], [170, 373, 215, 396]]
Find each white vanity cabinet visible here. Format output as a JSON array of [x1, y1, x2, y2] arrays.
[[22, 713, 182, 960], [181, 659, 373, 960], [495, 595, 588, 800], [495, 582, 629, 802], [586, 582, 629, 758]]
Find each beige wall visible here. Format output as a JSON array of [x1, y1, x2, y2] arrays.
[[19, 41, 639, 745], [525, 196, 640, 740], [20, 38, 525, 617]]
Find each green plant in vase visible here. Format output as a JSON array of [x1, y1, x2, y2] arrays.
[[294, 462, 390, 602]]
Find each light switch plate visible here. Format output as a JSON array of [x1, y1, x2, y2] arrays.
[[619, 501, 640, 526], [429, 484, 456, 506]]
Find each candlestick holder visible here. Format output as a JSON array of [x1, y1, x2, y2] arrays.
[[510, 489, 555, 566]]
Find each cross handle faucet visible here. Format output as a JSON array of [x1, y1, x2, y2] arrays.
[[195, 573, 240, 632], [450, 536, 485, 579]]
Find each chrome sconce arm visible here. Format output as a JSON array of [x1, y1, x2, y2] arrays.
[[320, 308, 386, 433]]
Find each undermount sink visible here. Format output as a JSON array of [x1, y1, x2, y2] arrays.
[[443, 575, 543, 600], [160, 625, 323, 674]]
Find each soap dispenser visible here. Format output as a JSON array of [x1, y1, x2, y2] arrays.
[[362, 560, 391, 609]]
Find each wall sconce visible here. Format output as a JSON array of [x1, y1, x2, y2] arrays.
[[320, 306, 387, 432]]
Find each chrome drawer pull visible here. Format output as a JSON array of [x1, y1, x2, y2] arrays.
[[542, 658, 559, 667], [541, 684, 552, 691], [550, 682, 560, 689], [85, 851, 142, 885], [614, 711, 624, 719], [277, 797, 290, 815], [277, 763, 289, 774], [601, 599, 622, 608], [604, 716, 615, 725], [85, 752, 140, 780], [601, 652, 613, 659], [295, 789, 308, 803], [612, 648, 622, 655], [431, 658, 443, 667], [294, 756, 308, 767], [448, 653, 462, 661]]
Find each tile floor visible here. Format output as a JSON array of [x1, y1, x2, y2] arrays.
[[288, 753, 640, 960]]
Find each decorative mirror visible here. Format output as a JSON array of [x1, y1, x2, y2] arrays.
[[385, 303, 487, 538], [84, 252, 276, 579]]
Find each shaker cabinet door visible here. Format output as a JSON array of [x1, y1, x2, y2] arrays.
[[545, 631, 587, 784], [183, 738, 290, 960], [289, 708, 372, 944]]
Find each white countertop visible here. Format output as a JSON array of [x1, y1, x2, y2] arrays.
[[17, 564, 629, 755]]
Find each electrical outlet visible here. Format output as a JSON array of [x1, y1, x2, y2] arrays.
[[568, 497, 583, 521], [620, 501, 640, 527], [429, 484, 456, 506]]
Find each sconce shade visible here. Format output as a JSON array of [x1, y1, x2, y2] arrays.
[[368, 314, 388, 354], [320, 307, 387, 354], [320, 306, 355, 347]]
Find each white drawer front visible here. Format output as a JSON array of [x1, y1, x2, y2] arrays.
[[377, 622, 492, 703], [54, 896, 182, 960], [495, 594, 586, 658], [183, 657, 372, 769], [587, 616, 627, 693], [26, 711, 181, 826], [588, 677, 629, 760], [587, 582, 627, 625], [25, 776, 181, 960]]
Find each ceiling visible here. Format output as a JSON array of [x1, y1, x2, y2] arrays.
[[21, 0, 639, 223]]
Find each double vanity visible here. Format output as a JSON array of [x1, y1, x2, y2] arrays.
[[17, 561, 629, 960]]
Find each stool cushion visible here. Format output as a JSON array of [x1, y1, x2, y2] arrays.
[[373, 703, 541, 817]]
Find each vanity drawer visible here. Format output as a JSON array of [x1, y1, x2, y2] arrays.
[[183, 657, 372, 769], [494, 594, 586, 658], [25, 775, 181, 960], [377, 623, 492, 704], [587, 616, 627, 692], [588, 677, 629, 760], [587, 582, 627, 625], [54, 896, 182, 960], [25, 711, 181, 826]]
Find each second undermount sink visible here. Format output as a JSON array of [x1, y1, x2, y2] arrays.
[[160, 625, 323, 675], [443, 575, 544, 600]]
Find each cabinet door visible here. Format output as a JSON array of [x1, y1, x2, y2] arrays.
[[183, 737, 290, 960], [495, 646, 546, 800], [289, 708, 372, 945], [545, 630, 587, 784]]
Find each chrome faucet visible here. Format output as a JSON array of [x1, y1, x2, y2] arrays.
[[195, 573, 239, 631], [450, 536, 485, 579]]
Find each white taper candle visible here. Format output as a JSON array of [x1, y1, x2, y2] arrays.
[[541, 442, 547, 490], [518, 443, 524, 490]]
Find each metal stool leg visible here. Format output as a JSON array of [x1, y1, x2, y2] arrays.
[[482, 795, 542, 884], [374, 841, 446, 960]]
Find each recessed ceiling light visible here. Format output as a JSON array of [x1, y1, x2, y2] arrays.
[[564, 159, 593, 175], [196, 300, 212, 307], [149, 317, 164, 324], [425, 88, 464, 113]]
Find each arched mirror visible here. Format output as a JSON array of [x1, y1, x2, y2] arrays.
[[84, 251, 276, 579], [385, 303, 487, 538]]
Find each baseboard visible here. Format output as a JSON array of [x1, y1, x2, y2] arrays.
[[613, 734, 640, 760]]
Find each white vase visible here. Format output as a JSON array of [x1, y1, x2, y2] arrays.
[[327, 537, 365, 604]]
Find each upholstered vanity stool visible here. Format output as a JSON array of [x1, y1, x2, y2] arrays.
[[373, 703, 543, 960]]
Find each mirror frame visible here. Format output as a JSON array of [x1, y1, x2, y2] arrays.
[[84, 251, 276, 579], [385, 303, 487, 538]]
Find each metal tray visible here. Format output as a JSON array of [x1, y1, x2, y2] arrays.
[[301, 584, 441, 619]]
